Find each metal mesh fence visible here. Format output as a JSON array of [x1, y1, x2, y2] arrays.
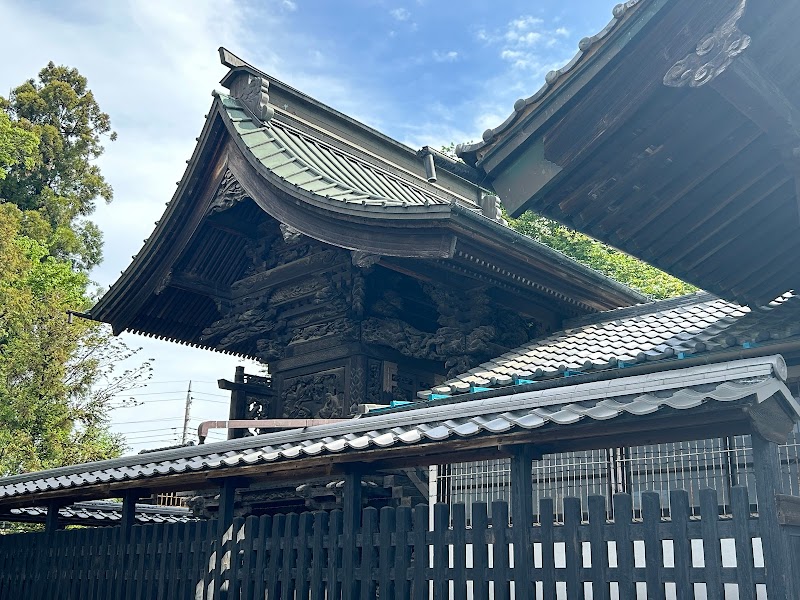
[[437, 426, 800, 523]]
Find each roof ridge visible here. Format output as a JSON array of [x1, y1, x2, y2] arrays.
[[563, 291, 722, 328], [217, 48, 488, 189]]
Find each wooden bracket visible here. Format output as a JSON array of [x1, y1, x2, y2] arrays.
[[744, 394, 796, 444], [498, 442, 544, 461]]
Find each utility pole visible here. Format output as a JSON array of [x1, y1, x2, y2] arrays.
[[181, 381, 193, 444]]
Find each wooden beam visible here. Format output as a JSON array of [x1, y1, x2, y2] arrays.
[[746, 394, 796, 444], [169, 272, 232, 301], [227, 366, 246, 440], [217, 379, 275, 395], [214, 478, 238, 598], [341, 468, 362, 600], [44, 499, 64, 534], [205, 211, 261, 239], [710, 54, 800, 222], [711, 55, 800, 153], [776, 494, 800, 527], [120, 489, 143, 542]]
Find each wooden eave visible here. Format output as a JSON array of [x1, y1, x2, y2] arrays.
[[465, 0, 800, 306]]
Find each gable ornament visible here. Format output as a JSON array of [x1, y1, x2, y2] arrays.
[[208, 170, 247, 214], [236, 74, 275, 123], [664, 0, 750, 88]]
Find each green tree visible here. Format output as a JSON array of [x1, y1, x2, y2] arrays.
[[442, 144, 694, 299], [0, 64, 151, 477], [0, 204, 152, 475], [0, 111, 38, 180], [0, 62, 116, 271], [506, 211, 696, 299]]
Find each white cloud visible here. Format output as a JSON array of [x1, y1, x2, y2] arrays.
[[282, 0, 297, 10], [461, 13, 582, 152], [477, 13, 574, 72], [432, 50, 459, 63], [0, 0, 390, 453], [390, 8, 410, 21]]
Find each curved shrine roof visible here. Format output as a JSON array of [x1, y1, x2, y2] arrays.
[[456, 0, 647, 164], [89, 55, 645, 349]]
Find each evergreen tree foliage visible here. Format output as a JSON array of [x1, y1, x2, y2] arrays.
[[441, 143, 695, 300], [506, 211, 696, 300], [0, 62, 116, 271], [0, 64, 151, 476], [0, 111, 38, 180]]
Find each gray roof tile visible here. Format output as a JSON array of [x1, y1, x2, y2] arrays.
[[420, 292, 800, 398], [6, 501, 196, 525], [0, 356, 793, 504]]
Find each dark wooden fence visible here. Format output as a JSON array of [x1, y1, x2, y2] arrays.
[[0, 487, 775, 599]]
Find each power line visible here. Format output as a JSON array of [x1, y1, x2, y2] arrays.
[[117, 380, 220, 389], [114, 416, 184, 425], [124, 434, 181, 443], [191, 391, 229, 399], [111, 396, 229, 406], [110, 390, 190, 397], [115, 426, 180, 436]]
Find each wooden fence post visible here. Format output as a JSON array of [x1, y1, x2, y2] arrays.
[[510, 446, 534, 600], [751, 432, 793, 598], [491, 500, 511, 600], [342, 468, 362, 600], [119, 490, 142, 599], [214, 477, 238, 599], [45, 500, 65, 535]]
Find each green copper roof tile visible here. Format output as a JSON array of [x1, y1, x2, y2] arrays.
[[219, 94, 451, 208]]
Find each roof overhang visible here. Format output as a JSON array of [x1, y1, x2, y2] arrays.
[[461, 0, 800, 306], [0, 355, 794, 509]]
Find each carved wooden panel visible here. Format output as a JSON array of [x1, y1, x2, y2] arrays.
[[281, 368, 346, 418]]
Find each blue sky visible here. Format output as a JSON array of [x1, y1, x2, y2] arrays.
[[0, 0, 620, 452]]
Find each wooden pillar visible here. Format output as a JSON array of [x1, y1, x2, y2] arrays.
[[510, 446, 535, 600], [120, 490, 142, 542], [228, 366, 246, 440], [751, 432, 793, 598], [342, 468, 362, 600], [214, 478, 238, 599], [119, 490, 142, 599], [44, 500, 65, 535]]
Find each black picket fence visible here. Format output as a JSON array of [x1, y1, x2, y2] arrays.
[[0, 487, 775, 599]]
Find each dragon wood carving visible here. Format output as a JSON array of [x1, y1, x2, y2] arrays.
[[208, 170, 247, 214]]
